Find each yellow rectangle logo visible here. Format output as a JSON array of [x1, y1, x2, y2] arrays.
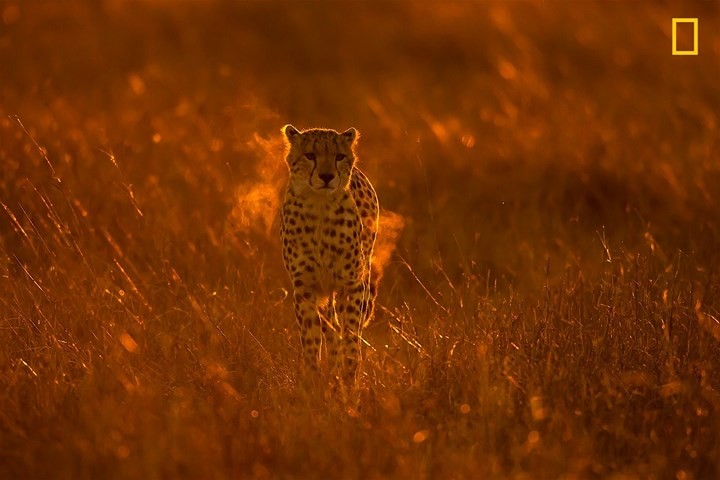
[[672, 18, 698, 55]]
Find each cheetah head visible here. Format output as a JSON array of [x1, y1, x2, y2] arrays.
[[282, 125, 358, 195]]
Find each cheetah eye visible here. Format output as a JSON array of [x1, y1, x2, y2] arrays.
[[335, 154, 346, 162], [304, 153, 316, 161]]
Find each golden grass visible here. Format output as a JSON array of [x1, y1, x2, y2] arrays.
[[1, 1, 720, 478]]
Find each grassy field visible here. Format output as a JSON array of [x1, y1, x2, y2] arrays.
[[2, 1, 720, 478]]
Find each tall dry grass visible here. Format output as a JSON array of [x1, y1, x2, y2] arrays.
[[1, 1, 720, 478]]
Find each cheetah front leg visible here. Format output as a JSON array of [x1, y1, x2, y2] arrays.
[[334, 281, 366, 376], [292, 287, 324, 368]]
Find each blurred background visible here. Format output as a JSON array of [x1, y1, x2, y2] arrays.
[[2, 1, 719, 289], [1, 1, 720, 478]]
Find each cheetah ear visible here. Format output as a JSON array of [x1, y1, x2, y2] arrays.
[[341, 127, 359, 144], [282, 124, 301, 143]]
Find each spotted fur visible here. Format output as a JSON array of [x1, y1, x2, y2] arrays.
[[280, 125, 379, 375]]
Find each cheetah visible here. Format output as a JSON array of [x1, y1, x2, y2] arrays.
[[280, 125, 379, 375]]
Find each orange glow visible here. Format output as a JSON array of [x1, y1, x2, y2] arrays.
[[229, 182, 280, 239], [1, 2, 719, 478], [372, 210, 405, 282]]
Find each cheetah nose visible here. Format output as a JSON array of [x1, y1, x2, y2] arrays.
[[319, 173, 335, 185]]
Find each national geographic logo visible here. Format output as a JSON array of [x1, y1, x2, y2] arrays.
[[672, 18, 698, 55]]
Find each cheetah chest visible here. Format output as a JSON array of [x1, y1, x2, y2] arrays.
[[285, 196, 363, 291]]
